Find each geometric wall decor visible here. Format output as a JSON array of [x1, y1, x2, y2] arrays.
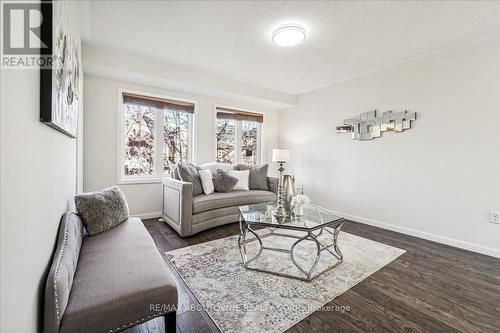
[[336, 110, 416, 141]]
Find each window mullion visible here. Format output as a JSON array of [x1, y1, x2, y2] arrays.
[[155, 107, 164, 177], [235, 120, 242, 164], [257, 122, 262, 164]]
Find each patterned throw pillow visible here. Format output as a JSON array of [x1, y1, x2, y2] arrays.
[[74, 186, 129, 236], [213, 169, 238, 193], [235, 164, 269, 190]]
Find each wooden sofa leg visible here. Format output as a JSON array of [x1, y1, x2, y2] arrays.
[[164, 311, 176, 332]]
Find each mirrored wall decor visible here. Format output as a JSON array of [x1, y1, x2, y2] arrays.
[[336, 110, 416, 141]]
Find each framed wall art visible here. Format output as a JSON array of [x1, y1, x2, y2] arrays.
[[40, 0, 80, 138]]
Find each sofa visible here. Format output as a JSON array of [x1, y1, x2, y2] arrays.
[[44, 212, 178, 333], [162, 176, 278, 237]]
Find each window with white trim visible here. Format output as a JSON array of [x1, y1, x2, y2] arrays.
[[215, 107, 262, 165], [119, 91, 194, 182]]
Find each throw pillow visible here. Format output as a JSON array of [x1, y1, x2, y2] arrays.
[[236, 164, 269, 190], [198, 162, 217, 174], [177, 163, 203, 196], [213, 169, 238, 193], [169, 165, 180, 180], [198, 168, 215, 195], [74, 186, 129, 236], [199, 162, 233, 175], [228, 170, 250, 191]]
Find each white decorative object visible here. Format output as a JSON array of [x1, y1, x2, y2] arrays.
[[337, 110, 417, 141], [228, 170, 250, 191], [291, 194, 311, 216], [198, 169, 215, 195], [272, 149, 290, 162]]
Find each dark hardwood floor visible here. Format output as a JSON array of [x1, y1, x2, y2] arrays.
[[142, 218, 500, 333]]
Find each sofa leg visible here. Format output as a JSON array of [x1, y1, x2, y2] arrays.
[[164, 311, 176, 332]]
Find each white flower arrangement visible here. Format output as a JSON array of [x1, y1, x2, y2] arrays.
[[291, 194, 311, 207]]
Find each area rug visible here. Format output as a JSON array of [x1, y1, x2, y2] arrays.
[[166, 230, 405, 333]]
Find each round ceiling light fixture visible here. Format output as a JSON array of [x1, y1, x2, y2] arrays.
[[271, 24, 306, 47]]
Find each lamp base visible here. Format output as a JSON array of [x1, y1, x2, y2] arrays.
[[274, 161, 288, 220]]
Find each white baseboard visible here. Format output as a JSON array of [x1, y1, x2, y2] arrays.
[[132, 211, 162, 220], [331, 210, 500, 259]]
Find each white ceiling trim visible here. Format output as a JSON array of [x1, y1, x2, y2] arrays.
[[82, 44, 297, 110]]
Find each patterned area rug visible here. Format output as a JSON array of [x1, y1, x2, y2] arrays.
[[166, 230, 406, 333]]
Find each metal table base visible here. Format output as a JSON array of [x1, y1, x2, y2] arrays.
[[238, 215, 344, 281]]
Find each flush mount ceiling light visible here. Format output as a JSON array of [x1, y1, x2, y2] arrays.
[[271, 24, 306, 47]]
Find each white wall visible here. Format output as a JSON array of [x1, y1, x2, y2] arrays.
[[83, 75, 280, 217], [0, 2, 82, 332], [280, 35, 500, 257]]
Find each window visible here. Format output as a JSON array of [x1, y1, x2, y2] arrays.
[[120, 91, 194, 182], [215, 107, 262, 165]]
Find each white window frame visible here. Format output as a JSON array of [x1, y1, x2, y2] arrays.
[[117, 89, 195, 184], [213, 105, 263, 165]]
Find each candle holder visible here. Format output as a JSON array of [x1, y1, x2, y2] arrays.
[[271, 149, 291, 219], [273, 161, 287, 218]]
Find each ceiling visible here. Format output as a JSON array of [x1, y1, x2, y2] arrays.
[[80, 1, 500, 95]]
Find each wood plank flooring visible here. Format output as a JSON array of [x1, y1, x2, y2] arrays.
[[140, 218, 500, 333]]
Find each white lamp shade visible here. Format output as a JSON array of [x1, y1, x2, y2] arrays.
[[272, 149, 290, 162]]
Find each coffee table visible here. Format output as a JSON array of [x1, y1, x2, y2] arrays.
[[238, 202, 345, 281]]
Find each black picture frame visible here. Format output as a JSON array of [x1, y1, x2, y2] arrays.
[[40, 0, 79, 138]]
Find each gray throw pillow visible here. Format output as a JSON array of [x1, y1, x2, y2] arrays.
[[177, 163, 203, 196], [213, 169, 238, 193], [236, 164, 269, 190], [169, 165, 181, 180], [74, 186, 129, 236]]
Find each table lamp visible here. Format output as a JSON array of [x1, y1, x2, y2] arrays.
[[272, 149, 290, 218]]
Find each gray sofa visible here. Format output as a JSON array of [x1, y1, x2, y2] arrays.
[[44, 212, 177, 333], [162, 176, 278, 237]]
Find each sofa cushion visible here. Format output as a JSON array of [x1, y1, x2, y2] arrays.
[[169, 165, 181, 180], [198, 168, 215, 195], [213, 169, 238, 193], [178, 163, 203, 196], [192, 190, 276, 214], [192, 206, 240, 225], [198, 162, 233, 174], [228, 170, 250, 191], [236, 164, 269, 190], [59, 218, 177, 333], [44, 212, 84, 333]]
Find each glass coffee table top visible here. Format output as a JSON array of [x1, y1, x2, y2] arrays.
[[239, 202, 344, 231], [238, 202, 346, 281]]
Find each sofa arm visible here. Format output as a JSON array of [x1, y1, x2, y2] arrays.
[[267, 176, 279, 195], [162, 177, 193, 237]]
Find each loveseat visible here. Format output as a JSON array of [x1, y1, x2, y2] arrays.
[[162, 176, 278, 237], [44, 212, 178, 333]]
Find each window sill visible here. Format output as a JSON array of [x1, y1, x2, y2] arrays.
[[118, 177, 163, 185]]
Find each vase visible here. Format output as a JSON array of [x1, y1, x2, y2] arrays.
[[295, 205, 304, 216], [283, 174, 296, 212]]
